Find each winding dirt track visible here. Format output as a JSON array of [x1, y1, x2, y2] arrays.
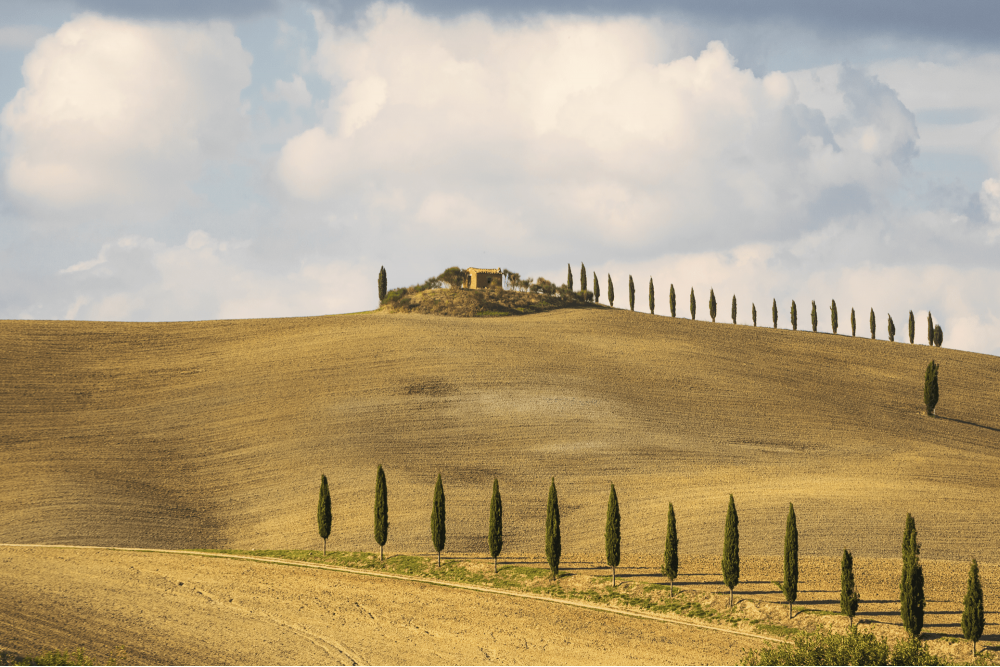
[[0, 545, 771, 665]]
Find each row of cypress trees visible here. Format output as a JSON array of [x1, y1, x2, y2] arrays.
[[578, 264, 945, 347], [320, 473, 987, 654]]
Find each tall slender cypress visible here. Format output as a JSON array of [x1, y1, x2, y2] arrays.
[[605, 484, 621, 586], [772, 299, 777, 328], [928, 312, 934, 345], [870, 308, 876, 339], [934, 324, 943, 347], [962, 558, 985, 657], [908, 310, 915, 344], [851, 308, 857, 336], [782, 503, 799, 619], [709, 289, 717, 322], [378, 266, 387, 302], [488, 478, 503, 573], [317, 474, 332, 556], [790, 300, 798, 331], [431, 473, 446, 567], [608, 275, 615, 308], [663, 503, 678, 596], [546, 478, 561, 580], [629, 275, 635, 311], [567, 264, 573, 292], [669, 284, 676, 317], [752, 303, 757, 327], [841, 549, 860, 627], [888, 314, 896, 342], [690, 288, 697, 320], [649, 278, 655, 315], [593, 272, 600, 304], [721, 494, 740, 608], [731, 295, 737, 324], [900, 514, 925, 638], [810, 301, 818, 332], [374, 465, 388, 561], [924, 360, 939, 416], [580, 263, 587, 295], [831, 300, 838, 334]]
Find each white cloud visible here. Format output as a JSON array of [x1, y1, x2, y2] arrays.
[[266, 74, 313, 109], [1, 14, 252, 214], [276, 4, 917, 254], [58, 230, 373, 321]]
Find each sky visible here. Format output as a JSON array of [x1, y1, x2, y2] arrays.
[[2, 1, 1000, 355]]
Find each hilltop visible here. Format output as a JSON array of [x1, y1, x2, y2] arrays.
[[2, 308, 999, 562]]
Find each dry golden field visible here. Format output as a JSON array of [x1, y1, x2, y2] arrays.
[[3, 305, 1000, 662], [2, 306, 998, 559]]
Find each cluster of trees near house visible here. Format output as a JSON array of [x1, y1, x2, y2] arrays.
[[377, 264, 946, 348], [317, 472, 987, 656]]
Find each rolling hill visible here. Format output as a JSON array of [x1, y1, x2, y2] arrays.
[[2, 307, 998, 562]]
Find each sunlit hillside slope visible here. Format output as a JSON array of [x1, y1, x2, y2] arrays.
[[2, 308, 998, 560]]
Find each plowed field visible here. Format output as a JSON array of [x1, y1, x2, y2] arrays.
[[3, 308, 998, 560]]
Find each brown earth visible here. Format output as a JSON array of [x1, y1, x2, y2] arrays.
[[0, 546, 770, 666], [2, 307, 1000, 661]]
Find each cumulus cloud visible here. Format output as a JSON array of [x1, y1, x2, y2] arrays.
[[57, 230, 372, 321], [1, 14, 252, 214], [276, 4, 917, 258]]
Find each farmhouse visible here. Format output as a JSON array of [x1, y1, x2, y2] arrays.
[[466, 267, 503, 289]]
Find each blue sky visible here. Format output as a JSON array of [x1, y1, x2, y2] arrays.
[[2, 0, 1000, 353]]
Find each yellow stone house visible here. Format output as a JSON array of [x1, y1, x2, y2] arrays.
[[466, 267, 503, 289]]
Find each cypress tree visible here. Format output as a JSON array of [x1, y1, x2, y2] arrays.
[[546, 478, 561, 580], [690, 288, 696, 320], [900, 514, 925, 639], [721, 494, 740, 608], [731, 295, 737, 324], [593, 272, 600, 304], [782, 503, 799, 619], [649, 278, 655, 315], [488, 478, 503, 573], [831, 300, 838, 334], [841, 549, 860, 627], [605, 483, 621, 586], [629, 275, 635, 311], [663, 502, 678, 597], [790, 300, 797, 331], [709, 288, 717, 322], [924, 360, 939, 416], [901, 529, 925, 638], [608, 275, 615, 307], [851, 308, 857, 337], [928, 312, 934, 345], [567, 264, 573, 292], [909, 310, 915, 344], [580, 263, 587, 295], [888, 314, 896, 342], [752, 303, 757, 327], [869, 308, 876, 339], [431, 473, 446, 567], [772, 299, 777, 328], [378, 266, 387, 302], [317, 474, 332, 556], [810, 301, 817, 332], [934, 324, 943, 348], [669, 284, 676, 317], [374, 465, 388, 561], [962, 558, 985, 657]]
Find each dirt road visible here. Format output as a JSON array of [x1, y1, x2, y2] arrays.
[[0, 546, 770, 665]]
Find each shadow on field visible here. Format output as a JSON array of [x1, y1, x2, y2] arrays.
[[939, 416, 1000, 433]]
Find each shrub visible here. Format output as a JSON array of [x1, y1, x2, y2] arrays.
[[924, 361, 939, 416], [933, 324, 943, 347], [742, 625, 943, 666]]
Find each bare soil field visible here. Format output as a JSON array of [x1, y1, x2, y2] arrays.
[[2, 307, 1000, 661], [0, 546, 770, 665], [2, 307, 998, 560]]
